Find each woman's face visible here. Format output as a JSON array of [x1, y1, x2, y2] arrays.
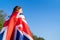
[[19, 8, 23, 13]]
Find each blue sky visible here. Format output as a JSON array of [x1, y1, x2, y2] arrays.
[[0, 0, 60, 40]]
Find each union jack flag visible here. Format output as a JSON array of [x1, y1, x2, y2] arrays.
[[0, 11, 33, 40]]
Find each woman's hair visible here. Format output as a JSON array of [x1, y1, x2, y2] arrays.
[[13, 6, 21, 11]]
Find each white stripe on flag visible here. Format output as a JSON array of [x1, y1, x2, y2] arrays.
[[23, 31, 33, 40], [2, 27, 7, 40]]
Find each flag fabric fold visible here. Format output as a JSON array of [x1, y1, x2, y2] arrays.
[[0, 11, 33, 40]]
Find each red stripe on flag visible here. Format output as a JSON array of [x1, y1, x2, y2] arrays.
[[6, 11, 18, 40]]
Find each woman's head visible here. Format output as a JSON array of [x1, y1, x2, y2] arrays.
[[13, 6, 23, 13], [13, 6, 22, 12]]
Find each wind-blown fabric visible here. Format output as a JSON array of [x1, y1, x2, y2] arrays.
[[0, 11, 33, 40]]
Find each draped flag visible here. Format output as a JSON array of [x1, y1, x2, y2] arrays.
[[0, 11, 33, 40]]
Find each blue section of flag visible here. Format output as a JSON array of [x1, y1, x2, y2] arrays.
[[16, 30, 30, 40], [16, 30, 23, 40], [0, 31, 4, 40], [23, 35, 29, 40]]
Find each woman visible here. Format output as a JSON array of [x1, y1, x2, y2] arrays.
[[6, 6, 23, 40], [0, 6, 33, 40]]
